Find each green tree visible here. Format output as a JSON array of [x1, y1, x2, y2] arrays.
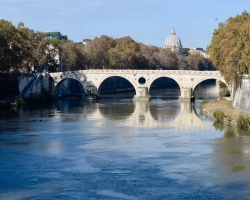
[[42, 38, 60, 71], [184, 54, 214, 71], [0, 20, 23, 73], [18, 25, 45, 73], [208, 11, 250, 85], [179, 48, 190, 57]]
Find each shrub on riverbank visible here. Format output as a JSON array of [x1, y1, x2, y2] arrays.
[[201, 99, 250, 131], [220, 89, 230, 98], [199, 99, 209, 109], [237, 115, 250, 130], [213, 110, 226, 122]]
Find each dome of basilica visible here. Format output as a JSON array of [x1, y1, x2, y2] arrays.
[[164, 28, 182, 53]]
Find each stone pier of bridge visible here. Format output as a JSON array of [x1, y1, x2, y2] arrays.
[[132, 87, 194, 101]]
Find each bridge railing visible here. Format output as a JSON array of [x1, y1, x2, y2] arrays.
[[50, 70, 221, 76]]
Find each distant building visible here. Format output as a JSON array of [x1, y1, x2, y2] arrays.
[[188, 47, 210, 58], [82, 39, 91, 46], [44, 32, 68, 40], [163, 28, 182, 53], [163, 28, 210, 58]]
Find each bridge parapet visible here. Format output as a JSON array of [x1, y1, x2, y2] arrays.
[[68, 69, 222, 76]]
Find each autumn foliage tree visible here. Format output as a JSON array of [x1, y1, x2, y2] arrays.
[[139, 44, 160, 69], [17, 26, 45, 72], [156, 49, 179, 70], [110, 36, 145, 69], [58, 40, 89, 71], [184, 54, 214, 71], [208, 11, 250, 85], [85, 35, 115, 69]]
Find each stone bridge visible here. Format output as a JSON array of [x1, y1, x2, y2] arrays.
[[49, 70, 229, 101]]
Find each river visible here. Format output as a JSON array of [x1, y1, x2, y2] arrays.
[[1, 81, 250, 199]]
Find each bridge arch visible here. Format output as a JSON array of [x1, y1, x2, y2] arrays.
[[96, 75, 137, 95], [148, 76, 181, 92], [192, 77, 230, 97], [54, 77, 85, 97]]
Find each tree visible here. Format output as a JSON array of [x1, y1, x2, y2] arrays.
[[17, 25, 45, 73], [110, 36, 146, 69], [184, 54, 214, 71], [0, 20, 23, 73], [208, 11, 250, 85], [41, 38, 60, 72], [75, 43, 88, 69], [179, 48, 190, 57], [59, 40, 86, 71], [140, 44, 160, 69], [87, 35, 115, 69], [156, 49, 178, 70]]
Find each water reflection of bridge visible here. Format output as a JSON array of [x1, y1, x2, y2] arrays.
[[49, 100, 214, 130], [114, 100, 213, 129]]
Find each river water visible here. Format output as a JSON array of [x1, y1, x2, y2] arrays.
[[1, 82, 250, 200]]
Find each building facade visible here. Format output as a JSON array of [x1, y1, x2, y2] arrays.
[[188, 47, 210, 58]]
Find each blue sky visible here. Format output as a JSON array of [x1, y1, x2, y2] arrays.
[[1, 0, 249, 49]]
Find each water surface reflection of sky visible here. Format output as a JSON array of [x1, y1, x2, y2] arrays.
[[0, 85, 250, 199]]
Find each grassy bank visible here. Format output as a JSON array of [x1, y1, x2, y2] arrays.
[[201, 98, 250, 129]]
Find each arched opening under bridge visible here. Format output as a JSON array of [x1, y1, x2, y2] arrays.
[[149, 77, 181, 100], [54, 78, 85, 98], [193, 79, 230, 100], [98, 76, 136, 99]]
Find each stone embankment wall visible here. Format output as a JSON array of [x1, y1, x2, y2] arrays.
[[18, 73, 50, 98], [233, 76, 250, 112]]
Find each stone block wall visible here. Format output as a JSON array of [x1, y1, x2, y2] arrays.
[[233, 76, 250, 112], [18, 73, 50, 98]]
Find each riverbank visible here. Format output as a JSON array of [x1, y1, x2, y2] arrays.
[[201, 98, 250, 127]]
